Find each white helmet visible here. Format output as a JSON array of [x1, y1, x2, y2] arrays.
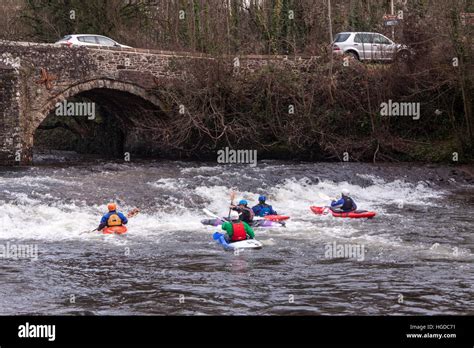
[[341, 189, 350, 197], [229, 211, 240, 220]]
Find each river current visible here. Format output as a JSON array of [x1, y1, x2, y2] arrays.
[[0, 154, 472, 315]]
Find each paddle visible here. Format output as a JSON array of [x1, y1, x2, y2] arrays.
[[126, 208, 140, 218], [318, 192, 336, 202], [80, 227, 99, 235], [203, 208, 221, 220], [202, 208, 229, 223], [212, 232, 232, 249], [80, 208, 140, 235], [228, 190, 236, 220]]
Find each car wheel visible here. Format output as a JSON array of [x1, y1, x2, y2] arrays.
[[345, 51, 360, 61], [396, 50, 410, 61]]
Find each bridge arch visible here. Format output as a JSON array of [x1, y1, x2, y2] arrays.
[[31, 79, 166, 160], [36, 79, 164, 131]]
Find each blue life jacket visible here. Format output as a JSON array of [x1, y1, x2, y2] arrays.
[[252, 203, 277, 217], [331, 197, 357, 212], [100, 211, 128, 227]]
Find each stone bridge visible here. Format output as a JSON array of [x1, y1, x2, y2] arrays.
[[0, 40, 311, 165]]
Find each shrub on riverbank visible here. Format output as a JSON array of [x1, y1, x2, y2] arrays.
[[147, 51, 472, 163]]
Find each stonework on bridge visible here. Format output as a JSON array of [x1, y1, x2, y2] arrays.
[[0, 40, 313, 165]]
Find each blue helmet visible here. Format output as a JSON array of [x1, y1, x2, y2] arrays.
[[258, 195, 266, 202], [239, 199, 248, 206]]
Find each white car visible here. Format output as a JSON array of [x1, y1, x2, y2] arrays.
[[55, 34, 132, 49], [332, 32, 410, 61]]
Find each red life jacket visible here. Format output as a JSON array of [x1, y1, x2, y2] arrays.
[[231, 222, 247, 241]]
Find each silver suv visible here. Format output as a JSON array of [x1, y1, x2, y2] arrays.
[[332, 32, 410, 61]]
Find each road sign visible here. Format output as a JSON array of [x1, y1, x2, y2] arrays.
[[383, 14, 398, 20], [384, 19, 399, 26], [383, 14, 399, 26]]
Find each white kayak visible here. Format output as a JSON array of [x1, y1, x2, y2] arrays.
[[212, 232, 263, 250], [227, 239, 263, 249]]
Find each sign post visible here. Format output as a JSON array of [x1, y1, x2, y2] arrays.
[[391, 0, 394, 40]]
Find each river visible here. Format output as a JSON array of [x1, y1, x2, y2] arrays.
[[0, 153, 473, 315]]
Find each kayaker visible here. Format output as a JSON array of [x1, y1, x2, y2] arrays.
[[252, 195, 278, 217], [330, 189, 357, 213], [230, 199, 254, 224], [221, 210, 255, 243], [98, 203, 128, 231]]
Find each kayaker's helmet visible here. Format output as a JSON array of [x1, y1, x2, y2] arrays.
[[341, 189, 350, 197], [108, 203, 117, 211], [238, 199, 248, 206], [258, 195, 266, 203], [229, 211, 240, 220]]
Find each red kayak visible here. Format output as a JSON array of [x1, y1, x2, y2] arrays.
[[102, 226, 128, 235], [310, 206, 376, 219], [264, 215, 290, 222]]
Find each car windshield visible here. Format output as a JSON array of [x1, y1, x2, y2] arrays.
[[374, 35, 391, 44], [334, 33, 350, 43]]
